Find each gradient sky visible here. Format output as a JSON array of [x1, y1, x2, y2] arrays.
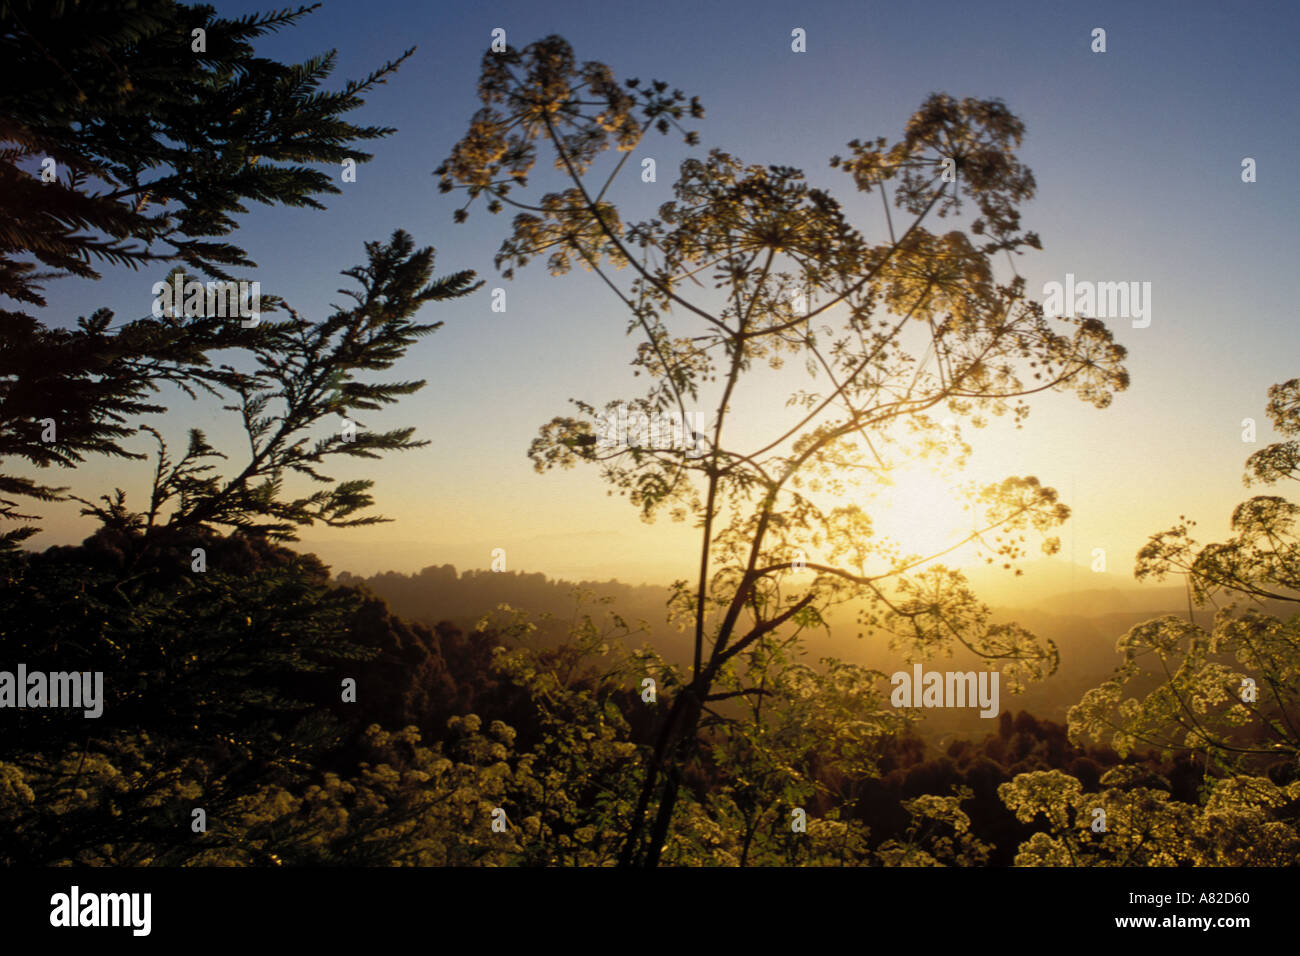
[[26, 0, 1300, 593]]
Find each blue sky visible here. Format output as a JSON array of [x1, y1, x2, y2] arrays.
[[28, 0, 1300, 590]]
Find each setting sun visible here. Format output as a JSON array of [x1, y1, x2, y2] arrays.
[[869, 464, 980, 563]]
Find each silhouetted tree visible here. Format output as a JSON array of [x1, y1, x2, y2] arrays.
[[0, 0, 415, 540], [1070, 377, 1300, 778], [438, 35, 1129, 865], [997, 376, 1300, 865]]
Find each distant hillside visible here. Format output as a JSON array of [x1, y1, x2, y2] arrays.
[[1026, 585, 1189, 617], [336, 562, 1292, 741], [333, 563, 681, 647], [960, 557, 1149, 607]]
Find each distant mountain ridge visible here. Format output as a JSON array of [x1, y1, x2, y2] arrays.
[[333, 563, 676, 639], [335, 560, 1287, 739]]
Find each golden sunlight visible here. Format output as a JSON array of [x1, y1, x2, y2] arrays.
[[869, 463, 980, 563]]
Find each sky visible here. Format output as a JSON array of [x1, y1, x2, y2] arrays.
[[26, 0, 1300, 595]]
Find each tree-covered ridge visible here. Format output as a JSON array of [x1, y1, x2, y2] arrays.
[[4, 515, 1295, 865]]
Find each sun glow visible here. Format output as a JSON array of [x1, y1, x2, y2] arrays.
[[868, 463, 980, 564]]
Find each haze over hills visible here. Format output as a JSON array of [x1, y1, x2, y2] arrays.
[[961, 557, 1173, 609], [333, 556, 1244, 739], [334, 555, 1189, 632]]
